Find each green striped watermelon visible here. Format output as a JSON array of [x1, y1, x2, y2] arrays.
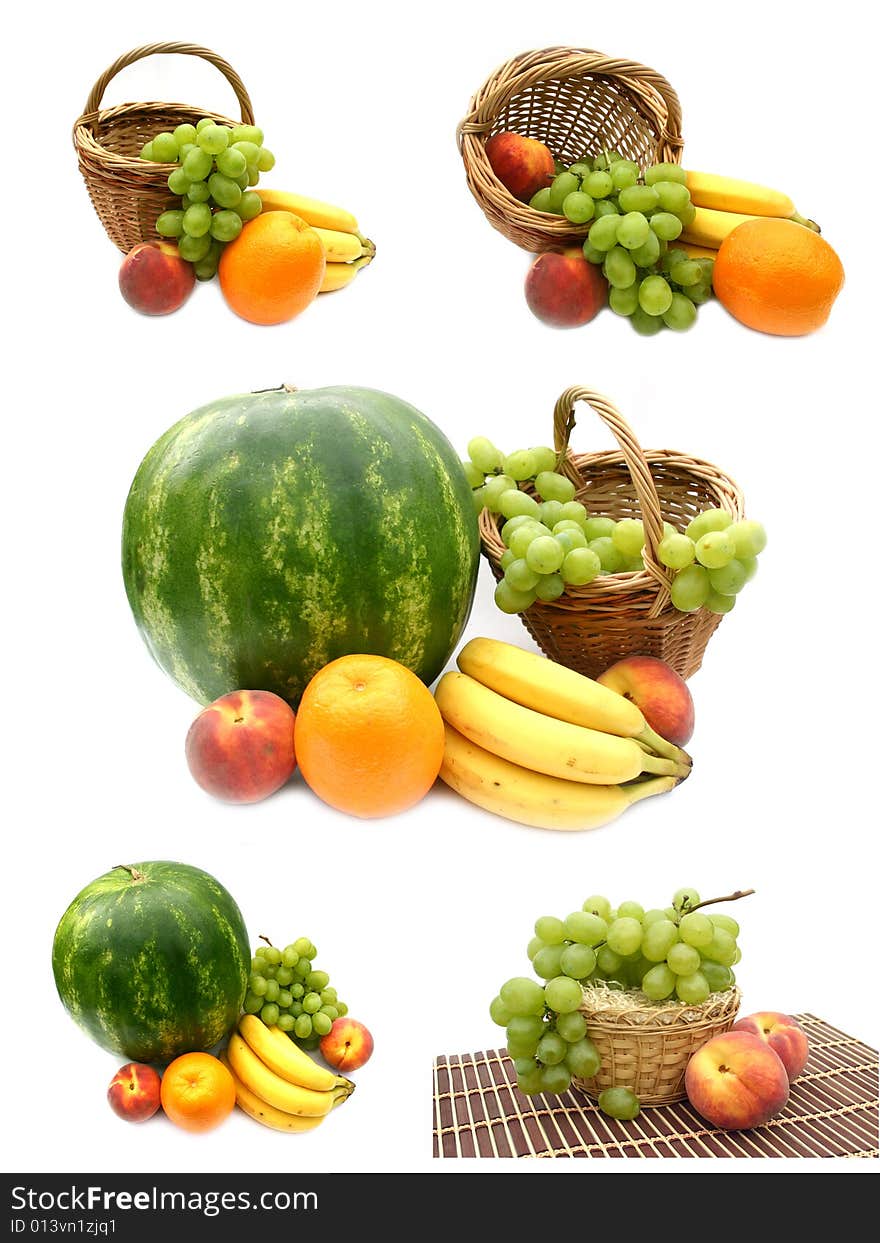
[[52, 861, 249, 1064], [122, 386, 479, 707]]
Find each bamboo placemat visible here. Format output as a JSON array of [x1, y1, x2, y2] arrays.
[[433, 1015, 878, 1159]]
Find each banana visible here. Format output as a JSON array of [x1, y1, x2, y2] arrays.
[[227, 1032, 354, 1116], [674, 241, 718, 260], [439, 723, 678, 831], [256, 189, 360, 234], [684, 171, 796, 218], [220, 1052, 326, 1133], [682, 204, 819, 249], [434, 671, 690, 785], [320, 254, 372, 293], [313, 226, 373, 264], [456, 637, 688, 764], [239, 1015, 339, 1091]]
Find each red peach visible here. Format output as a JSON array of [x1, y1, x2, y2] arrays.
[[733, 1012, 809, 1083], [524, 249, 607, 328], [597, 655, 695, 747], [319, 1018, 374, 1072], [685, 1031, 789, 1130], [119, 241, 195, 315], [485, 132, 555, 202], [107, 1062, 162, 1122], [185, 689, 297, 803]]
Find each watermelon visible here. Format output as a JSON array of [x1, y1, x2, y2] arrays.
[[52, 861, 249, 1064], [122, 385, 479, 706]]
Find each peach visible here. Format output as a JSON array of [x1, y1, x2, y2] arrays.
[[524, 249, 607, 328], [597, 655, 695, 747], [733, 1012, 809, 1083], [485, 132, 555, 203], [185, 689, 297, 803], [107, 1062, 162, 1123], [319, 1018, 374, 1072], [685, 1031, 789, 1130], [119, 241, 195, 315]]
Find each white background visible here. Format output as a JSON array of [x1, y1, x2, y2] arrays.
[[3, 0, 875, 1178]]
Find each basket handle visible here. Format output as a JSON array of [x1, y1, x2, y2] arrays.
[[84, 42, 254, 123], [552, 386, 672, 608]]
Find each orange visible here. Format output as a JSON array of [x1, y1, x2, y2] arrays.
[[160, 1052, 236, 1133], [294, 655, 445, 819], [712, 217, 844, 336], [218, 211, 325, 325]]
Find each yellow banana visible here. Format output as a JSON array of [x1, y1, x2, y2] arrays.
[[227, 1032, 354, 1116], [674, 241, 718, 260], [220, 1051, 326, 1133], [434, 671, 690, 785], [238, 1016, 340, 1091], [456, 637, 688, 764], [680, 205, 761, 248], [320, 255, 373, 294], [439, 723, 678, 831], [312, 226, 370, 263], [256, 189, 360, 234], [684, 171, 795, 218]]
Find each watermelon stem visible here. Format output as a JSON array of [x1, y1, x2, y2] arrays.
[[250, 383, 298, 395], [114, 864, 146, 882]]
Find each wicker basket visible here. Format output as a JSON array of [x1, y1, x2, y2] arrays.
[[73, 42, 255, 253], [457, 47, 683, 252], [480, 386, 745, 681], [573, 985, 742, 1105]]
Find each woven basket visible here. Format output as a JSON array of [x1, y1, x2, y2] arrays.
[[457, 47, 684, 251], [573, 986, 742, 1105], [73, 42, 255, 253], [479, 386, 745, 681]]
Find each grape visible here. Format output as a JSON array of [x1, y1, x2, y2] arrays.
[[467, 437, 503, 474], [589, 537, 625, 572], [662, 292, 698, 331], [584, 170, 614, 198], [629, 232, 662, 268], [666, 943, 701, 975], [232, 140, 262, 170], [653, 180, 691, 213], [609, 285, 640, 316], [675, 971, 710, 1004], [195, 123, 228, 155], [669, 260, 701, 288], [167, 168, 191, 195], [277, 990, 293, 1009], [709, 914, 740, 937], [555, 500, 586, 527], [562, 191, 595, 223], [706, 589, 735, 614], [260, 1003, 280, 1025], [606, 917, 643, 956], [490, 995, 512, 1026], [237, 190, 263, 221], [307, 970, 330, 991], [140, 142, 156, 160], [536, 1031, 568, 1065], [673, 888, 700, 913], [544, 976, 583, 1014], [525, 537, 565, 575], [560, 943, 597, 980], [592, 149, 621, 170], [462, 460, 484, 489], [583, 894, 612, 920], [294, 1014, 313, 1039], [302, 991, 322, 1014], [156, 210, 185, 238], [501, 514, 536, 543], [583, 517, 615, 542], [566, 1037, 602, 1079], [505, 559, 540, 592], [243, 991, 263, 1013], [248, 974, 268, 997], [508, 1016, 546, 1048], [541, 1064, 572, 1094], [612, 519, 645, 559], [336, 1002, 349, 1017], [182, 147, 213, 181], [646, 163, 688, 185], [498, 490, 541, 520], [535, 574, 565, 602], [641, 909, 666, 926], [562, 547, 601, 585], [535, 915, 567, 944], [630, 308, 664, 335], [639, 275, 674, 316], [679, 912, 714, 948], [688, 282, 713, 305], [502, 450, 535, 482], [185, 180, 212, 204], [500, 977, 546, 1017], [485, 473, 520, 512], [152, 132, 179, 162], [595, 947, 622, 976], [277, 1013, 296, 1032], [210, 211, 243, 242], [686, 508, 732, 542], [548, 172, 581, 212], [702, 928, 738, 967], [472, 486, 488, 513], [548, 1014, 585, 1048], [616, 212, 651, 250], [257, 147, 276, 172], [196, 118, 215, 133], [213, 146, 247, 180], [670, 564, 710, 611], [568, 159, 593, 175], [658, 532, 695, 569], [604, 246, 637, 289], [530, 446, 558, 475], [173, 123, 198, 147], [507, 1027, 541, 1058], [695, 530, 736, 569], [701, 961, 734, 992], [533, 945, 566, 980], [616, 900, 644, 920], [599, 1087, 640, 1120], [516, 1065, 545, 1095], [587, 214, 620, 251], [538, 500, 566, 528], [729, 520, 767, 558], [708, 559, 748, 594], [264, 979, 280, 1002], [583, 241, 606, 264], [319, 1006, 338, 1021], [641, 919, 680, 962], [641, 963, 676, 1001], [526, 936, 545, 961], [182, 203, 212, 238], [508, 522, 547, 558], [495, 580, 536, 614], [208, 173, 243, 209], [649, 209, 684, 240], [530, 187, 554, 212], [193, 241, 221, 281], [679, 202, 697, 226], [593, 200, 620, 219], [553, 520, 585, 536], [535, 471, 576, 503], [618, 184, 659, 213], [611, 160, 640, 190], [228, 123, 264, 147]]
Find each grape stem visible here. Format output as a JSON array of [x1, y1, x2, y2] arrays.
[[688, 888, 755, 913], [258, 933, 275, 947]]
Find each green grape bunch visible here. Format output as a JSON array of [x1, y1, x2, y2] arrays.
[[531, 150, 712, 333], [244, 937, 348, 1051], [489, 887, 752, 1112], [462, 438, 767, 617], [140, 120, 275, 281]]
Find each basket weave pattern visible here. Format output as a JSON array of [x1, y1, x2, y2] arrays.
[[574, 987, 742, 1105], [458, 48, 683, 251], [479, 386, 745, 681], [73, 42, 255, 253]]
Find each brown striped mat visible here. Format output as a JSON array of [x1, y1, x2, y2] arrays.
[[433, 1015, 878, 1158]]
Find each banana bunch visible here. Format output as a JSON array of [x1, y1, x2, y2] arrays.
[[223, 1014, 354, 1133], [256, 190, 375, 293], [434, 637, 692, 832], [680, 170, 819, 251]]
